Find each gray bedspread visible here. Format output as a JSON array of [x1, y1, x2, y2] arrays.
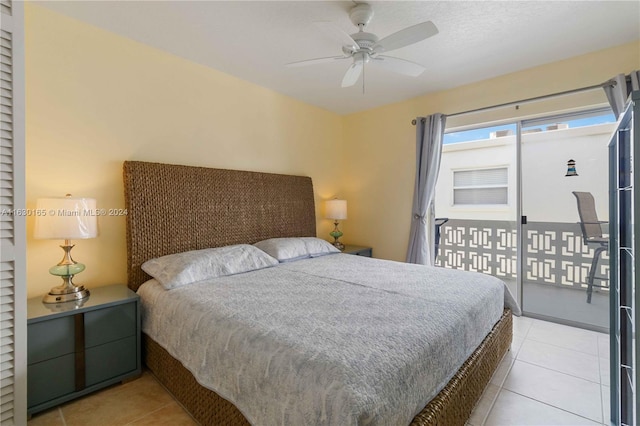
[[138, 254, 518, 426]]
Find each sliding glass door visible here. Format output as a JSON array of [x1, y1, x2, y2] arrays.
[[434, 123, 519, 302], [521, 109, 615, 330], [435, 108, 616, 330]]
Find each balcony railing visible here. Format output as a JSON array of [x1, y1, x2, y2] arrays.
[[435, 219, 609, 290]]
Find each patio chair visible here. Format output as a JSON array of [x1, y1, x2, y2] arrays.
[[434, 217, 449, 262], [572, 191, 609, 303]]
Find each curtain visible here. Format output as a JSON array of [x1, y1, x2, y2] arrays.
[[604, 71, 640, 117], [406, 113, 447, 265]]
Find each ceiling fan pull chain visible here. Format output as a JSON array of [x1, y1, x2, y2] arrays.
[[362, 63, 365, 94]]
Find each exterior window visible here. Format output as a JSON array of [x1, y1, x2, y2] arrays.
[[453, 168, 508, 205]]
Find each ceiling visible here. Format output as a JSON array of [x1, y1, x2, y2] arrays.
[[35, 1, 640, 115]]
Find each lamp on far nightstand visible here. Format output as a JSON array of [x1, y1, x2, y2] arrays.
[[325, 198, 347, 251], [34, 194, 98, 303]]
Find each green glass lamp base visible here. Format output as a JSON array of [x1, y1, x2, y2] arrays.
[[49, 262, 85, 276], [330, 221, 345, 251], [42, 243, 91, 304]]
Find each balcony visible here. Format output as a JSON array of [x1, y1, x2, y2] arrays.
[[436, 219, 609, 329]]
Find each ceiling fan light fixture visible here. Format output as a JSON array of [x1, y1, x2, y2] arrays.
[[353, 52, 370, 65]]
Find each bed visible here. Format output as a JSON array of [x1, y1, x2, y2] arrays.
[[123, 160, 515, 425]]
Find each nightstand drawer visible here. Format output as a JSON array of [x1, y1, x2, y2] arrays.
[[342, 245, 373, 257], [85, 302, 136, 348], [28, 315, 75, 364], [85, 336, 137, 386], [351, 248, 372, 257], [27, 354, 76, 407]]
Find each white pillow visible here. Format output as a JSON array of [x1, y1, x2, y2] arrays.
[[253, 237, 340, 262], [142, 244, 279, 290]]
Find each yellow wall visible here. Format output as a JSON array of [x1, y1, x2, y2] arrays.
[[343, 40, 640, 262], [25, 5, 344, 298]]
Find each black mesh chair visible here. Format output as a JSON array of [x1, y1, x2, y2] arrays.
[[572, 191, 609, 303]]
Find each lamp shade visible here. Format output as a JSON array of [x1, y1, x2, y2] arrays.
[[34, 197, 98, 240], [325, 199, 347, 220]]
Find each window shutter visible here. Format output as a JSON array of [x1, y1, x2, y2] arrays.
[[453, 168, 509, 205], [453, 187, 508, 205], [0, 0, 26, 424], [453, 168, 508, 187], [0, 0, 11, 16]]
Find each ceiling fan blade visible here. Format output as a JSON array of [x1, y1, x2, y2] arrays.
[[374, 21, 438, 53], [314, 21, 359, 52], [372, 56, 425, 77], [286, 56, 348, 67], [341, 61, 363, 87]]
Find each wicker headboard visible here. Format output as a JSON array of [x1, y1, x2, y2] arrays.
[[123, 161, 316, 291]]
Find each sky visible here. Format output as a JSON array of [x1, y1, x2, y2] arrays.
[[443, 113, 617, 145]]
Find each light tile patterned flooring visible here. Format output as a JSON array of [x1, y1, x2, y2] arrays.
[[29, 316, 610, 426], [469, 315, 611, 426], [27, 372, 197, 426]]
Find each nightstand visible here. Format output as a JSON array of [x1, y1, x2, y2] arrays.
[[27, 284, 141, 416], [342, 245, 373, 257]]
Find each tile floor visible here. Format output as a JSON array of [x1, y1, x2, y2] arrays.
[[28, 315, 611, 426], [469, 315, 611, 426], [27, 371, 197, 426]]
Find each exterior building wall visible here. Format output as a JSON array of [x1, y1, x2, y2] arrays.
[[435, 122, 615, 223]]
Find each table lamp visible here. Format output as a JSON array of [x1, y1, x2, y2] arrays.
[[34, 195, 98, 303], [325, 199, 347, 250]]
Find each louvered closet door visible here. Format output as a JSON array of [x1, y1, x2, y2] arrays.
[[0, 0, 26, 424]]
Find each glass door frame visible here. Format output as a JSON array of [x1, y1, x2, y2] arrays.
[[442, 105, 614, 330], [518, 107, 613, 331]]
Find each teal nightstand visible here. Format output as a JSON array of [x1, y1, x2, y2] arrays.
[[27, 284, 141, 416], [342, 245, 372, 257]]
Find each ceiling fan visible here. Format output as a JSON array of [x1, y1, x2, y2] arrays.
[[286, 2, 438, 88]]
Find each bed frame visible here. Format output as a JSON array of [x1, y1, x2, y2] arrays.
[[123, 160, 512, 425]]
